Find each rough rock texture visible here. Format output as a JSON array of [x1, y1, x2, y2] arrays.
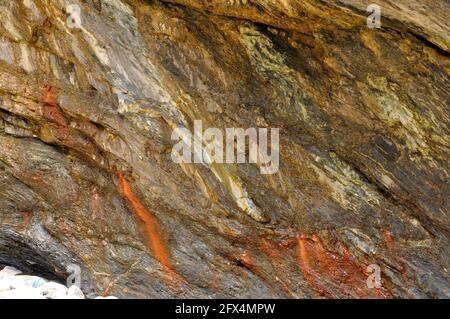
[[0, 0, 449, 298]]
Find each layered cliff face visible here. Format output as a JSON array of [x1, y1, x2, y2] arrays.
[[0, 0, 448, 298]]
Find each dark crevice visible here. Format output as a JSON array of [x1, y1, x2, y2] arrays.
[[408, 32, 450, 57], [0, 236, 65, 283], [159, 0, 450, 57]]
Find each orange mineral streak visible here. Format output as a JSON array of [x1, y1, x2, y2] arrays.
[[296, 233, 392, 298], [117, 172, 173, 279], [296, 235, 312, 274], [238, 251, 255, 269], [296, 234, 331, 297], [260, 238, 291, 261], [42, 86, 67, 127], [260, 239, 297, 298], [91, 189, 101, 219], [92, 190, 100, 208], [383, 228, 396, 251], [41, 86, 70, 141], [19, 211, 32, 229]]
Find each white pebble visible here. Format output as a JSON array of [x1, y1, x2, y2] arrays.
[[0, 277, 28, 290], [14, 275, 48, 288], [95, 295, 118, 299], [0, 287, 45, 299], [0, 266, 22, 279], [40, 282, 68, 299], [67, 285, 85, 299]]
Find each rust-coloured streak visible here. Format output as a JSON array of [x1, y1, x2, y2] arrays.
[[18, 211, 32, 229], [313, 237, 363, 298], [59, 219, 71, 235], [41, 86, 70, 141], [260, 238, 297, 298], [296, 234, 331, 298], [383, 228, 395, 251], [296, 235, 312, 274], [238, 251, 255, 270], [91, 188, 101, 219], [42, 86, 67, 127], [117, 172, 173, 278], [296, 233, 392, 298]]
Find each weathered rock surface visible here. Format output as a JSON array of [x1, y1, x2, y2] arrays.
[[0, 0, 448, 298]]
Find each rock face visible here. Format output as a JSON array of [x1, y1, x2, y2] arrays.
[[0, 0, 448, 298]]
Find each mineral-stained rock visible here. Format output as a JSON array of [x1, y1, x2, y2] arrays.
[[0, 0, 448, 298]]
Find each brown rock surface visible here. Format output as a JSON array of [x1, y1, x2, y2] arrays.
[[0, 0, 449, 298]]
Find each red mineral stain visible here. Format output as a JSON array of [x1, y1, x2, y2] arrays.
[[31, 173, 45, 185], [59, 219, 71, 235], [341, 245, 351, 259], [296, 234, 332, 298], [42, 86, 67, 127], [380, 227, 413, 296], [296, 233, 392, 298], [117, 172, 174, 280], [296, 234, 312, 275], [91, 189, 101, 218], [383, 228, 395, 251], [92, 190, 100, 207], [316, 239, 367, 298], [312, 234, 327, 265], [18, 211, 32, 229], [259, 238, 297, 298], [238, 251, 254, 269], [234, 250, 280, 294], [260, 239, 279, 260], [41, 86, 70, 141]]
